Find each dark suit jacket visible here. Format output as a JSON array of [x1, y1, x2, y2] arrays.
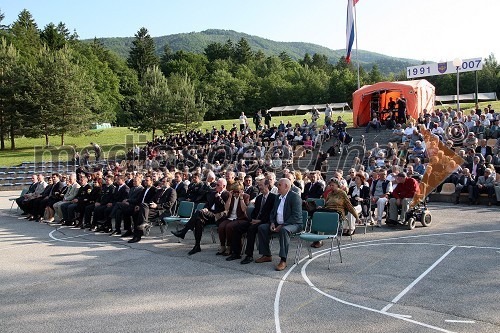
[[155, 187, 177, 215], [251, 193, 276, 224], [348, 185, 370, 206], [99, 184, 115, 205], [466, 163, 485, 178], [125, 185, 143, 205], [27, 182, 37, 194], [475, 146, 493, 158], [187, 182, 210, 203], [457, 175, 474, 187], [133, 186, 156, 205], [113, 184, 130, 203], [49, 181, 65, 199], [174, 181, 188, 200], [302, 181, 325, 199], [270, 190, 302, 226], [204, 190, 230, 221], [244, 185, 259, 201]]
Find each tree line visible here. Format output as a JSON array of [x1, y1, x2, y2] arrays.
[[1, 9, 499, 150]]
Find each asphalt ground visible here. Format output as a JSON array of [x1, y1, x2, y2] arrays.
[[0, 190, 499, 333]]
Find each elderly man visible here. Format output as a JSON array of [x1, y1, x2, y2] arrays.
[[471, 168, 496, 206], [387, 172, 419, 225], [171, 178, 230, 255], [17, 175, 40, 215], [54, 173, 80, 224], [256, 178, 303, 271]]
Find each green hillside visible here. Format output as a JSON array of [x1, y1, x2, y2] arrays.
[[85, 29, 422, 75]]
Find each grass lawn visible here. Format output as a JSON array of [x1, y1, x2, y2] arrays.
[[0, 111, 353, 167]]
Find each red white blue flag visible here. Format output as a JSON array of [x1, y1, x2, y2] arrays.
[[346, 0, 358, 63]]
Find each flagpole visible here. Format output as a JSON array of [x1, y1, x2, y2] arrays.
[[354, 3, 360, 89]]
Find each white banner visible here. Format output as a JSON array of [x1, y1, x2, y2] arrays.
[[406, 58, 483, 79]]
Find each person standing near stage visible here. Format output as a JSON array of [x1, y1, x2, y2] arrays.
[[396, 94, 407, 124]]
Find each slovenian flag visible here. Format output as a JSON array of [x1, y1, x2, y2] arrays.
[[346, 0, 358, 63]]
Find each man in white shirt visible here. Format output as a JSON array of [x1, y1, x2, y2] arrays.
[[239, 112, 248, 132]]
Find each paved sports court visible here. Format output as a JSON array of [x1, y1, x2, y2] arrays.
[[1, 190, 498, 333]]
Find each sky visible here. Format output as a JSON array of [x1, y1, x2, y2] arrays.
[[2, 0, 499, 63]]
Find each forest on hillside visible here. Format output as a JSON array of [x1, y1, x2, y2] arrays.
[[1, 9, 499, 151]]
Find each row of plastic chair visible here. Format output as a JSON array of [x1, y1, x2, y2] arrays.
[[159, 200, 343, 270]]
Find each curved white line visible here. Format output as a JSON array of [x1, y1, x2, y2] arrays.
[[301, 243, 456, 332], [274, 230, 500, 333], [48, 229, 123, 245]]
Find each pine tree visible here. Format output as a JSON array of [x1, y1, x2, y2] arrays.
[[234, 38, 253, 64], [133, 66, 170, 139], [168, 73, 206, 132], [10, 9, 41, 58], [127, 27, 159, 81]]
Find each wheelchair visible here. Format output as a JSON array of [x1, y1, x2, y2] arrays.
[[402, 199, 432, 230]]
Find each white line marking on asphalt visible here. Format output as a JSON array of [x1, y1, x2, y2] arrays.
[[444, 320, 475, 323], [274, 233, 500, 333], [390, 313, 412, 318], [381, 246, 456, 313], [300, 253, 456, 333], [48, 229, 126, 246]]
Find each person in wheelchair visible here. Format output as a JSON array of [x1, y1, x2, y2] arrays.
[[346, 173, 370, 234], [387, 172, 420, 225]]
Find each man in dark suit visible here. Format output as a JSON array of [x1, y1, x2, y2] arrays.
[[256, 178, 303, 271], [171, 178, 230, 255], [38, 173, 66, 223], [467, 156, 485, 179], [302, 171, 324, 199], [16, 175, 38, 214], [109, 175, 144, 236], [475, 139, 493, 159], [84, 174, 115, 229], [173, 171, 188, 202], [243, 175, 259, 201], [127, 175, 158, 243], [229, 179, 276, 264], [186, 172, 210, 204], [93, 175, 129, 232]]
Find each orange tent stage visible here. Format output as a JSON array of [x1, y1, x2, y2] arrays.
[[352, 79, 435, 128]]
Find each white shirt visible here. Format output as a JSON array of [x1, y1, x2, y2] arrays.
[[276, 192, 288, 225], [239, 115, 247, 125], [142, 187, 150, 204], [228, 197, 239, 220]]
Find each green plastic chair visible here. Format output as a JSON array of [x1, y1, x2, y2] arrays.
[[163, 201, 194, 235], [306, 197, 325, 207], [294, 211, 342, 270], [270, 210, 309, 250]]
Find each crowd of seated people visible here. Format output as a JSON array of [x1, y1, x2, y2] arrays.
[[12, 105, 499, 271], [379, 104, 500, 206]]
